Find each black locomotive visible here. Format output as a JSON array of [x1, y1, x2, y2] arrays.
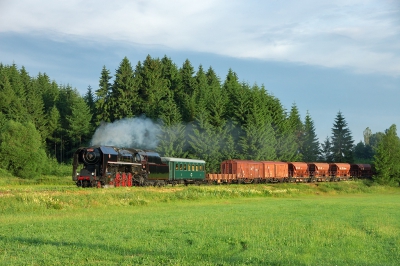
[[72, 146, 168, 187]]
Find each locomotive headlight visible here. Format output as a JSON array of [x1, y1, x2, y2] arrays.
[[92, 172, 94, 176]]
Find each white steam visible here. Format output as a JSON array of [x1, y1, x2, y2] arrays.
[[90, 117, 161, 149]]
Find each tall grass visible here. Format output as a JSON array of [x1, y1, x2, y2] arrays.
[[0, 181, 397, 213]]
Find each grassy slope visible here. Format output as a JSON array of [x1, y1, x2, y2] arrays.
[[0, 181, 399, 265]]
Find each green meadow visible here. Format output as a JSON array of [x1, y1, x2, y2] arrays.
[[0, 180, 399, 265]]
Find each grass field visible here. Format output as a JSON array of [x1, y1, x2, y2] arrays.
[[0, 180, 399, 265]]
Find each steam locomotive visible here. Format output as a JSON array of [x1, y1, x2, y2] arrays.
[[72, 146, 372, 188], [72, 146, 205, 187]]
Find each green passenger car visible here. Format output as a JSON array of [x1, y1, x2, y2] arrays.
[[161, 157, 206, 184]]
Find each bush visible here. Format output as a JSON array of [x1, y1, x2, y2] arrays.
[[0, 120, 47, 178]]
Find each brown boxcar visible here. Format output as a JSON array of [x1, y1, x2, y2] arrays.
[[308, 163, 330, 182], [288, 162, 309, 182], [220, 160, 263, 183], [329, 163, 351, 181], [350, 164, 372, 179], [260, 161, 289, 182]]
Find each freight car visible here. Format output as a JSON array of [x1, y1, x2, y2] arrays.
[[210, 160, 370, 184]]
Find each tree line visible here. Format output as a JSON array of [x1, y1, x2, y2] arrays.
[[0, 55, 399, 185]]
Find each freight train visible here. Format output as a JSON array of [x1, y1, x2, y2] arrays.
[[72, 146, 372, 188]]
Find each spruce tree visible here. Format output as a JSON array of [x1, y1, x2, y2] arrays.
[[188, 112, 223, 173], [300, 111, 320, 162], [239, 87, 277, 160], [84, 85, 96, 132], [177, 59, 196, 122], [205, 67, 225, 128], [287, 103, 304, 152], [66, 96, 92, 146], [320, 136, 333, 162], [137, 55, 169, 119], [330, 111, 354, 163], [95, 66, 113, 125], [109, 57, 137, 121]]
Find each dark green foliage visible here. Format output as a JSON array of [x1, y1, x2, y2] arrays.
[[188, 113, 223, 173], [205, 67, 226, 128], [353, 141, 373, 163], [287, 103, 304, 151], [373, 124, 400, 185], [84, 85, 96, 129], [109, 57, 137, 121], [300, 111, 320, 162], [95, 66, 112, 125], [0, 120, 46, 178], [137, 55, 169, 119], [0, 64, 27, 122], [238, 86, 277, 160], [66, 95, 92, 146], [177, 59, 197, 122], [239, 115, 277, 160], [1, 57, 397, 183], [330, 111, 354, 163], [157, 123, 187, 158], [320, 136, 333, 162]]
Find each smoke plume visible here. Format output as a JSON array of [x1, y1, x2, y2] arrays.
[[90, 116, 161, 149]]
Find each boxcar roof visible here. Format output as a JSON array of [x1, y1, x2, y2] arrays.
[[161, 157, 206, 164]]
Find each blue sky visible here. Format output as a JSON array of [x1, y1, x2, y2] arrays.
[[1, 0, 399, 143]]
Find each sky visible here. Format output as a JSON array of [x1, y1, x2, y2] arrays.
[[0, 0, 399, 143]]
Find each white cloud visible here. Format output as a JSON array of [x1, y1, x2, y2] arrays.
[[1, 0, 399, 75]]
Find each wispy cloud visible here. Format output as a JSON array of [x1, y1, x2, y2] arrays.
[[1, 0, 399, 75]]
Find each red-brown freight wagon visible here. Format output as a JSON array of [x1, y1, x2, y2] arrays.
[[288, 162, 309, 182], [350, 164, 372, 179], [260, 161, 289, 182], [308, 163, 330, 182], [329, 163, 351, 181], [220, 160, 264, 183]]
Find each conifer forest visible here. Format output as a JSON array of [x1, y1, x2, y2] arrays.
[[0, 55, 399, 185]]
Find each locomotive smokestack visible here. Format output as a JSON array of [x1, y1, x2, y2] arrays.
[[90, 116, 161, 149]]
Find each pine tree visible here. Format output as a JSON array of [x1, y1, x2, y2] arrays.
[[160, 55, 180, 98], [0, 65, 27, 122], [188, 112, 223, 173], [177, 59, 196, 122], [331, 111, 354, 163], [95, 66, 112, 125], [373, 124, 400, 185], [300, 111, 320, 162], [137, 55, 169, 119], [109, 57, 137, 121], [222, 69, 245, 123], [193, 65, 209, 117], [66, 96, 92, 146], [239, 87, 277, 160], [205, 67, 225, 128], [320, 136, 333, 162], [157, 123, 187, 158], [287, 103, 304, 151], [84, 85, 96, 132]]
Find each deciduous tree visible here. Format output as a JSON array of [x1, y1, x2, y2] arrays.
[[373, 124, 400, 185]]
